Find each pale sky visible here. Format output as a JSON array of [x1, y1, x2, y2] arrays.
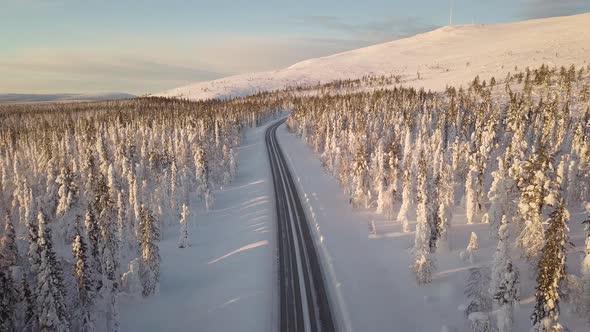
[[1, 0, 589, 95]]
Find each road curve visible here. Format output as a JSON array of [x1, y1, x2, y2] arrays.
[[266, 119, 335, 332]]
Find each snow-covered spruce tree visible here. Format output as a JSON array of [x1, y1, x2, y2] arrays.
[[84, 205, 103, 293], [0, 214, 18, 267], [72, 218, 95, 331], [397, 169, 412, 233], [21, 276, 37, 331], [55, 164, 79, 241], [436, 158, 453, 251], [116, 191, 130, 255], [27, 210, 41, 276], [412, 154, 435, 285], [351, 146, 370, 208], [0, 264, 17, 331], [460, 232, 480, 264], [582, 205, 590, 314], [373, 141, 387, 214], [169, 158, 178, 211], [102, 277, 119, 332], [428, 174, 441, 252], [205, 188, 215, 211], [531, 200, 569, 332], [220, 144, 232, 185], [516, 149, 559, 261], [127, 172, 140, 230], [229, 147, 238, 180], [465, 162, 481, 224], [139, 204, 160, 297], [94, 173, 119, 285], [468, 312, 491, 332], [464, 266, 492, 318], [178, 203, 190, 248], [194, 146, 210, 199], [384, 141, 401, 219], [491, 216, 520, 332], [487, 158, 519, 239], [37, 211, 70, 331]]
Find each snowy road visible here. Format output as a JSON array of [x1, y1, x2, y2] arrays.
[[266, 119, 335, 332]]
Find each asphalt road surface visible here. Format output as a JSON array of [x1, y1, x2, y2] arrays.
[[265, 119, 335, 332]]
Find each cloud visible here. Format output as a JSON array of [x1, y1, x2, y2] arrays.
[[0, 35, 369, 94], [0, 48, 227, 94], [518, 0, 590, 19]]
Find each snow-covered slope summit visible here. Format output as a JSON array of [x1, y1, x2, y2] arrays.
[[157, 13, 590, 100]]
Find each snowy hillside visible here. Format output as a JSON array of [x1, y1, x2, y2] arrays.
[[157, 13, 590, 100]]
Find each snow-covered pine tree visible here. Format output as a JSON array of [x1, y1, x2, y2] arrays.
[[491, 216, 519, 332], [37, 211, 70, 331], [531, 200, 569, 332], [178, 203, 190, 248], [72, 218, 95, 331], [139, 204, 160, 297], [0, 214, 18, 267]]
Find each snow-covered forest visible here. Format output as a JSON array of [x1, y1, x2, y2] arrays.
[[2, 63, 590, 331], [286, 64, 590, 331], [0, 97, 281, 331]]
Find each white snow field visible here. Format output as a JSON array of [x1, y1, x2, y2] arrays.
[[119, 122, 278, 331], [276, 124, 589, 332], [157, 13, 590, 100]]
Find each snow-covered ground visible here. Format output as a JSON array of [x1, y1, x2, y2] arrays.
[[276, 124, 588, 331], [119, 123, 278, 331], [157, 13, 590, 101]]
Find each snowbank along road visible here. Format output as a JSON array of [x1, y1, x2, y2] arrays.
[[266, 119, 335, 332]]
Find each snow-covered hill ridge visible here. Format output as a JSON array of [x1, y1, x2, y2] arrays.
[[157, 12, 590, 100]]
